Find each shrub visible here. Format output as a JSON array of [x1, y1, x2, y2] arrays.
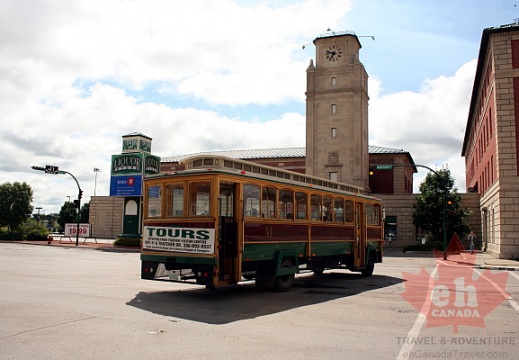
[[0, 219, 48, 241], [114, 237, 141, 247]]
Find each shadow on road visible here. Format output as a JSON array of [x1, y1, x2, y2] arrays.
[[126, 272, 403, 324]]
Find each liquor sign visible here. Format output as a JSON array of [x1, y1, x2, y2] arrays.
[[144, 154, 161, 175], [111, 153, 143, 175]]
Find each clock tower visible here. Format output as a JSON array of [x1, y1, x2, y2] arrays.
[[305, 31, 369, 190]]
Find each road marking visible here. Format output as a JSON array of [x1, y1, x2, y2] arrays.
[[396, 265, 438, 360], [473, 268, 519, 315], [397, 267, 519, 359]]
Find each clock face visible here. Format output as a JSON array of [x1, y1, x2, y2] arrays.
[[325, 45, 342, 62]]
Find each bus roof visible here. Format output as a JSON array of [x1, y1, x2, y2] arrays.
[[145, 155, 380, 201]]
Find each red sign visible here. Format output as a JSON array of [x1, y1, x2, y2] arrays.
[[65, 223, 91, 238]]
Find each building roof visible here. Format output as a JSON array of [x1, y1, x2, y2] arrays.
[[122, 132, 152, 139], [162, 145, 411, 163]]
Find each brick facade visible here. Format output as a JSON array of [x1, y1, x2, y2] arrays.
[[462, 24, 519, 259]]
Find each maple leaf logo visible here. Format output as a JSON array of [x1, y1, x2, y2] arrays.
[[401, 234, 510, 333]]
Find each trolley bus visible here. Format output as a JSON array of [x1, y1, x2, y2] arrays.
[[141, 155, 384, 291]]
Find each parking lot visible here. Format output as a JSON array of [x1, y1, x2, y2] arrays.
[[0, 243, 517, 360]]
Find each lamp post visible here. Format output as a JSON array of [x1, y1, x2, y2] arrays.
[[93, 168, 101, 196], [35, 207, 42, 223], [32, 165, 83, 246]]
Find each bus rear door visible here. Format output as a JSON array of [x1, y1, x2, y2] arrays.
[[217, 182, 241, 285], [354, 202, 366, 269]]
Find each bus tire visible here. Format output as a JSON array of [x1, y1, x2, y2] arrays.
[[313, 268, 324, 275], [274, 260, 295, 292], [361, 258, 375, 277]]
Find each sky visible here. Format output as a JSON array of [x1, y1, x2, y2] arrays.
[[0, 0, 517, 215]]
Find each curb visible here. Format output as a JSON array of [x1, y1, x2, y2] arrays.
[[475, 265, 519, 272]]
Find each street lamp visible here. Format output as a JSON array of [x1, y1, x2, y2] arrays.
[[93, 168, 101, 196], [32, 165, 83, 246], [67, 196, 71, 203]]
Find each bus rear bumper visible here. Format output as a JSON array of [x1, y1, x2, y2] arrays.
[[141, 260, 213, 286]]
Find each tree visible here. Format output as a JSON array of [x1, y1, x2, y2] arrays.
[[412, 168, 470, 243], [57, 202, 77, 229], [0, 182, 33, 232], [79, 201, 89, 223]]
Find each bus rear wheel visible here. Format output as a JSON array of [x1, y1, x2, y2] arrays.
[[361, 258, 375, 277], [274, 260, 295, 292]]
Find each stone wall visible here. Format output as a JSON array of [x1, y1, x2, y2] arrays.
[[89, 196, 124, 239]]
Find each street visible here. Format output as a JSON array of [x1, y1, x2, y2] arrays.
[[0, 243, 517, 360]]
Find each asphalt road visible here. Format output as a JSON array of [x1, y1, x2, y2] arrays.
[[0, 243, 517, 360]]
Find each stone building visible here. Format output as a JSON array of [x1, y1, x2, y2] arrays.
[[462, 23, 519, 258]]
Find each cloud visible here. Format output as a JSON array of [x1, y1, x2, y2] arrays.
[[0, 0, 481, 214], [369, 60, 477, 191]]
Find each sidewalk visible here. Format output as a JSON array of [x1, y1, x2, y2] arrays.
[[18, 238, 141, 252], [474, 252, 519, 271], [384, 247, 519, 271]]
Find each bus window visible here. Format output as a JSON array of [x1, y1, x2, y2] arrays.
[[219, 182, 234, 217], [296, 192, 307, 220], [365, 204, 373, 224], [334, 198, 344, 223], [373, 204, 380, 225], [310, 194, 321, 220], [188, 181, 211, 216], [366, 203, 380, 225], [344, 200, 354, 222], [262, 187, 276, 218], [279, 189, 294, 219], [166, 183, 184, 217], [147, 185, 162, 217], [244, 183, 260, 217], [323, 196, 332, 221]]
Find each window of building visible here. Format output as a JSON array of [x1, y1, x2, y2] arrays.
[[331, 104, 336, 114], [331, 128, 337, 138], [331, 77, 337, 86], [329, 172, 338, 182]]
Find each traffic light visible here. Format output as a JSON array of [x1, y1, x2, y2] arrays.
[[73, 199, 80, 208], [369, 167, 375, 176], [78, 189, 83, 200]]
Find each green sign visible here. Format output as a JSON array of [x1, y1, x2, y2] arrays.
[[377, 165, 393, 170], [111, 153, 143, 175]]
